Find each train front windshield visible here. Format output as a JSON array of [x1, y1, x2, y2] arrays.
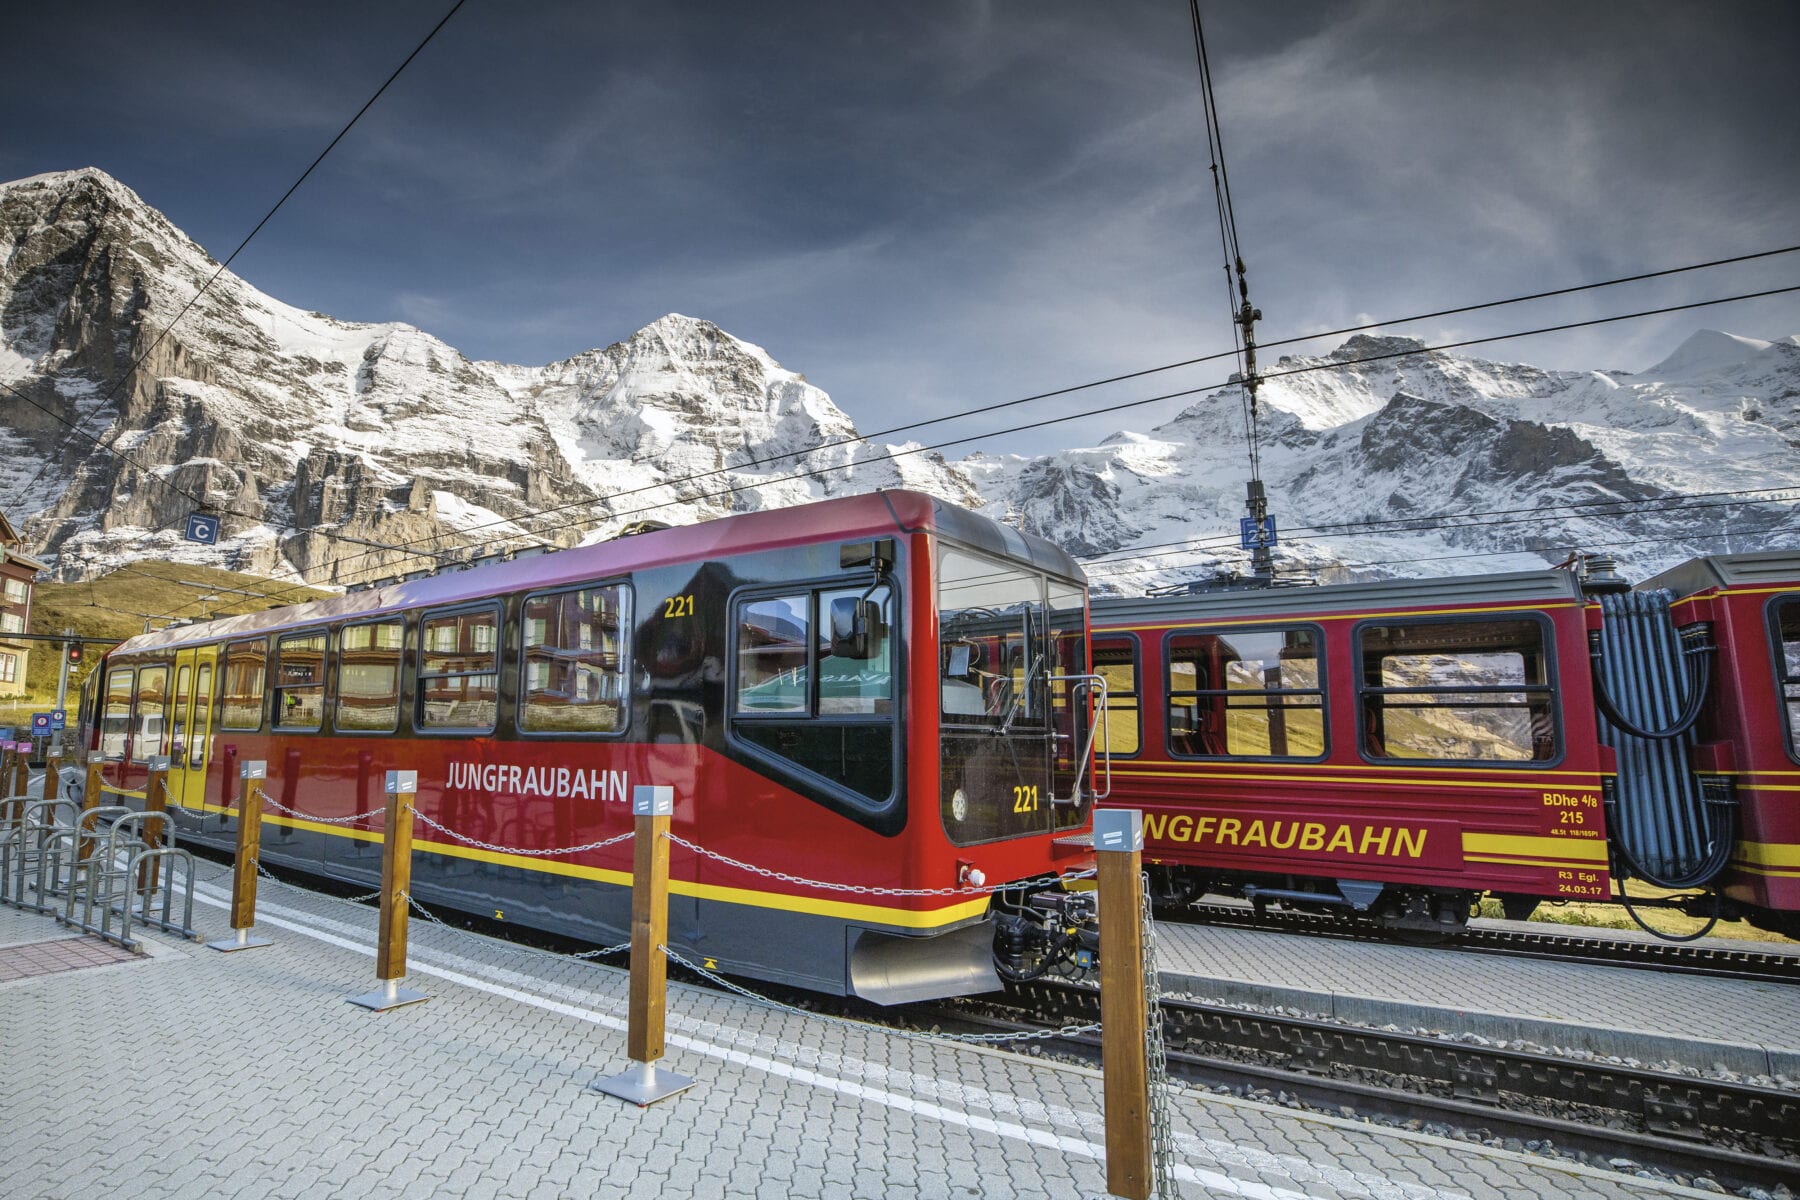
[[937, 544, 1088, 844]]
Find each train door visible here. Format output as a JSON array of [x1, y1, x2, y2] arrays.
[[167, 646, 218, 809]]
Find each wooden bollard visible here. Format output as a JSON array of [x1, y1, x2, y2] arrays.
[[2, 744, 18, 824], [207, 760, 272, 952], [12, 743, 29, 808], [590, 785, 694, 1106], [1096, 808, 1153, 1200], [44, 748, 61, 802], [77, 761, 105, 863], [137, 757, 171, 897], [348, 770, 428, 1011]]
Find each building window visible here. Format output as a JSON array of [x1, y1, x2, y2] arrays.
[[1358, 617, 1557, 763], [0, 652, 16, 683], [336, 621, 404, 732], [2, 578, 25, 604], [220, 640, 268, 730], [521, 585, 629, 734], [273, 631, 327, 731], [1092, 636, 1140, 756], [1166, 626, 1325, 759], [0, 612, 22, 635], [418, 606, 499, 731]]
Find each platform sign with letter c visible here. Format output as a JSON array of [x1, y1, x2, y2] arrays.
[[184, 513, 221, 545]]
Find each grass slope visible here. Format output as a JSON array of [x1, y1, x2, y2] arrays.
[[0, 562, 326, 725]]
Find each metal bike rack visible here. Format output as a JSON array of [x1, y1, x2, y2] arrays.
[[65, 810, 200, 947], [2, 799, 79, 912]]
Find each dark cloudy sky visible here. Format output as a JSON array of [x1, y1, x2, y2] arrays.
[[4, 1, 1797, 454]]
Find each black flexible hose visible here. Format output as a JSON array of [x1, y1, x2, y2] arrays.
[[1604, 788, 1737, 892], [1616, 882, 1722, 943], [1590, 633, 1713, 741]]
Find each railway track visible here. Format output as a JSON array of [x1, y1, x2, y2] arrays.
[[1167, 900, 1800, 985], [925, 979, 1800, 1195]]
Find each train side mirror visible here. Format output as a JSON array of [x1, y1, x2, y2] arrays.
[[829, 597, 883, 660]]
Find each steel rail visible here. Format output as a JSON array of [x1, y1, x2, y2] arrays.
[[935, 980, 1800, 1193]]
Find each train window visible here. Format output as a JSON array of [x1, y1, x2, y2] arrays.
[[170, 665, 192, 763], [192, 663, 213, 767], [273, 632, 327, 731], [1357, 617, 1556, 763], [100, 668, 133, 759], [130, 665, 170, 763], [521, 585, 629, 734], [736, 595, 811, 714], [220, 639, 268, 730], [1093, 636, 1141, 756], [336, 621, 403, 733], [418, 606, 500, 732], [1773, 598, 1800, 757], [731, 584, 895, 804], [1165, 627, 1325, 759]]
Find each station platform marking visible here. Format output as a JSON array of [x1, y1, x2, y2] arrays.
[[174, 878, 1715, 1200], [0, 935, 138, 984]]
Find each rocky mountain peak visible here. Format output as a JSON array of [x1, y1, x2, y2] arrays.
[[1, 168, 1795, 592], [1331, 333, 1431, 362]]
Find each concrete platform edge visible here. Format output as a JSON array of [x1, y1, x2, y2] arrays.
[[1166, 969, 1779, 1078]]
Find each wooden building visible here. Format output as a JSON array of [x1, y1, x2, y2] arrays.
[[0, 511, 45, 698]]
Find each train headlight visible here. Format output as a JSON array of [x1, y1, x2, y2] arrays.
[[951, 788, 968, 822]]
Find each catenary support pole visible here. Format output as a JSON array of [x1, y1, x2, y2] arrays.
[[1097, 807, 1153, 1200], [591, 784, 693, 1106], [349, 770, 427, 1010], [208, 760, 272, 952]]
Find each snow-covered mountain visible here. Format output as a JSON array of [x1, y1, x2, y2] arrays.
[[1, 168, 1795, 592], [1004, 329, 1799, 591]]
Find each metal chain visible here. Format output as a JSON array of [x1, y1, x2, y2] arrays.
[[659, 943, 1102, 1046], [664, 831, 1093, 898], [258, 794, 390, 826], [398, 889, 630, 961], [407, 806, 635, 858], [1140, 869, 1176, 1199]]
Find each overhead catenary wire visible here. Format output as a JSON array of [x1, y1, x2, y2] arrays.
[[7, 229, 1795, 592], [1186, 0, 1273, 573], [127, 279, 1800, 627], [1075, 484, 1800, 566], [1080, 493, 1800, 581], [1, 0, 471, 519]]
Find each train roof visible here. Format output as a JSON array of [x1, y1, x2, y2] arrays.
[[1638, 550, 1800, 598], [110, 490, 1083, 658], [1092, 568, 1586, 627]]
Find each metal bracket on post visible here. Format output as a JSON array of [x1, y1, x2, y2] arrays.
[[591, 784, 694, 1106], [1096, 808, 1153, 1200], [208, 760, 272, 952], [349, 770, 427, 1011]]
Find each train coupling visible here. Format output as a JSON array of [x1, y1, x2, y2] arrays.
[[992, 885, 1100, 983]]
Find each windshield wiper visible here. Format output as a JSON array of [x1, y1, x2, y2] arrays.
[[998, 652, 1045, 736]]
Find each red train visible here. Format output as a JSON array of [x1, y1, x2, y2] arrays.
[[1091, 550, 1800, 939], [77, 491, 1102, 1002]]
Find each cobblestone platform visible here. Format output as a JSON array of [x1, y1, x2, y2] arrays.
[[1153, 916, 1800, 1079], [0, 864, 1747, 1200]]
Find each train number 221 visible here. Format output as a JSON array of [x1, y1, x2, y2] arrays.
[[664, 594, 695, 618], [1012, 785, 1040, 813]]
